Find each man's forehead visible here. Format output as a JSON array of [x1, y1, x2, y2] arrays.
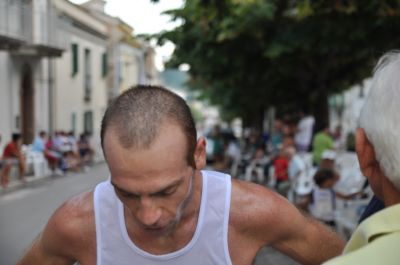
[[111, 174, 184, 195], [104, 121, 192, 190], [104, 121, 186, 147], [103, 126, 147, 149]]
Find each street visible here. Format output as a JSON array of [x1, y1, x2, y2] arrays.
[[0, 163, 298, 265], [0, 164, 108, 265]]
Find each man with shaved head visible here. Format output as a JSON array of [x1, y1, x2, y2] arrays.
[[18, 85, 344, 265]]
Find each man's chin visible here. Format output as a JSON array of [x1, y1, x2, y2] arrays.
[[142, 222, 176, 237]]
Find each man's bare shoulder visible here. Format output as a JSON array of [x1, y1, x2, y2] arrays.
[[18, 190, 97, 264], [42, 190, 96, 257], [229, 180, 298, 243], [51, 190, 94, 224], [230, 179, 289, 223], [228, 180, 345, 265]]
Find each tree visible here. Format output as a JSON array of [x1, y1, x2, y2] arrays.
[[156, 0, 400, 129]]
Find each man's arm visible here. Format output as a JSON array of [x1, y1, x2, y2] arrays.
[[17, 191, 94, 265], [230, 180, 345, 265], [17, 232, 76, 265], [270, 207, 344, 265]]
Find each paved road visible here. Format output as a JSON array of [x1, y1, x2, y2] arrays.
[[0, 164, 109, 265], [0, 163, 298, 265]]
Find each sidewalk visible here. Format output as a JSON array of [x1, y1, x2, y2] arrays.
[[0, 163, 102, 196], [0, 171, 52, 196]]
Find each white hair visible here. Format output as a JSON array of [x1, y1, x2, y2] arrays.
[[358, 51, 400, 191]]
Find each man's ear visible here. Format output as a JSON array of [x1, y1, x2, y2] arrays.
[[194, 137, 207, 170], [355, 128, 382, 179]]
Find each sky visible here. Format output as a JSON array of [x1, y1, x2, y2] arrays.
[[70, 0, 184, 70]]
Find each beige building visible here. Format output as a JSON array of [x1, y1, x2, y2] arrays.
[[82, 0, 158, 100], [53, 0, 108, 156], [0, 0, 160, 154], [0, 0, 64, 149]]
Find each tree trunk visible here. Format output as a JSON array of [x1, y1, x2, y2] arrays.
[[313, 88, 330, 132]]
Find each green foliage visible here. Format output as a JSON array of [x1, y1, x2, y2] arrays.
[[156, 0, 400, 128]]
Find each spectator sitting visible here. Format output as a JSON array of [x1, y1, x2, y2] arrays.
[[281, 136, 295, 150], [67, 131, 79, 154], [287, 146, 307, 180], [298, 168, 361, 227], [269, 119, 284, 153], [273, 148, 290, 196], [52, 131, 64, 154], [320, 150, 337, 169], [32, 131, 47, 154], [77, 133, 94, 167], [286, 146, 307, 202], [312, 124, 334, 166], [245, 146, 268, 184], [1, 133, 26, 188], [224, 134, 241, 177], [45, 135, 63, 175], [66, 131, 81, 171], [31, 131, 51, 175], [294, 109, 315, 152], [59, 131, 72, 154], [53, 131, 79, 173]]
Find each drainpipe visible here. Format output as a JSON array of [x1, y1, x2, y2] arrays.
[[48, 58, 54, 134]]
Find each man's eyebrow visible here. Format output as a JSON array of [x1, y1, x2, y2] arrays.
[[110, 178, 183, 196], [111, 181, 136, 195], [152, 179, 182, 195]]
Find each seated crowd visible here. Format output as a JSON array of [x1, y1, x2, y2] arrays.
[[206, 114, 368, 235], [0, 131, 94, 188]]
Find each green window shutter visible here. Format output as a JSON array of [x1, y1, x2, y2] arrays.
[[102, 52, 108, 77], [71, 43, 79, 76], [83, 111, 93, 135], [84, 48, 91, 101]]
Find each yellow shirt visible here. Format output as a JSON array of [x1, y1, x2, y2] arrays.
[[323, 204, 400, 265]]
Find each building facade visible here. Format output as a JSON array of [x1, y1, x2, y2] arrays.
[[0, 0, 64, 149], [81, 0, 149, 100], [53, 0, 108, 156], [0, 0, 160, 155]]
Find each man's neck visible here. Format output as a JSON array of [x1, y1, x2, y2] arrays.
[[382, 177, 400, 207]]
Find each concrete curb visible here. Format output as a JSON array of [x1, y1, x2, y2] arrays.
[[0, 173, 52, 196], [0, 161, 106, 196]]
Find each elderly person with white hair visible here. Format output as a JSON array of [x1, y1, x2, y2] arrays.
[[323, 51, 400, 264]]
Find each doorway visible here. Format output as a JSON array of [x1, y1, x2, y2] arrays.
[[20, 64, 35, 144]]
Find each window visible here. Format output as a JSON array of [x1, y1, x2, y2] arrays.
[[84, 48, 92, 101], [71, 43, 79, 76], [83, 111, 93, 135], [102, 52, 108, 77]]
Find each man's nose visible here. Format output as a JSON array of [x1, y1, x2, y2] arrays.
[[137, 197, 162, 226]]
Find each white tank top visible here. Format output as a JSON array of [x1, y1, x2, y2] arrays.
[[93, 170, 233, 265]]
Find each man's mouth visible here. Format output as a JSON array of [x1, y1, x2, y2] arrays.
[[142, 225, 171, 236], [145, 226, 165, 231]]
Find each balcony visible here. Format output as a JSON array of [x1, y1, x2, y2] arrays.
[[0, 0, 65, 57], [0, 0, 26, 49]]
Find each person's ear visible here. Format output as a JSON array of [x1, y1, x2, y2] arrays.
[[355, 128, 384, 180], [194, 137, 206, 170]]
